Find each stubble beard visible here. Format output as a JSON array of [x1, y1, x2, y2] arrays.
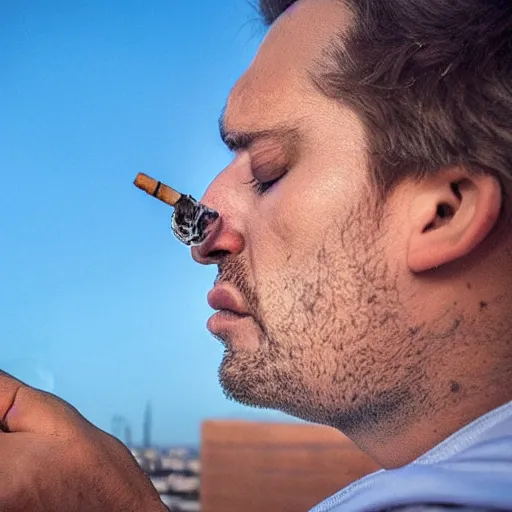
[[217, 200, 428, 438]]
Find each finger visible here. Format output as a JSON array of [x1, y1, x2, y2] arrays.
[[0, 370, 82, 436], [0, 370, 25, 432]]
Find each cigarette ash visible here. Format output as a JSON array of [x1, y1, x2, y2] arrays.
[[171, 195, 219, 246]]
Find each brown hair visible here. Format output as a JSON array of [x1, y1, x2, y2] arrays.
[[259, 0, 512, 209]]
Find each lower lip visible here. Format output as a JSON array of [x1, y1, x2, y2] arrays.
[[207, 310, 250, 333]]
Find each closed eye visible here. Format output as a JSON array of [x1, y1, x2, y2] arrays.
[[244, 171, 287, 195]]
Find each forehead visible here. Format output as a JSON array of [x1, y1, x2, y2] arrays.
[[224, 0, 353, 132]]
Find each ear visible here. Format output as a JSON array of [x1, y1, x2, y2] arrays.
[[407, 168, 502, 273]]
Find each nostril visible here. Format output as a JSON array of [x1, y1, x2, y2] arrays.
[[208, 249, 229, 260], [190, 219, 244, 265]]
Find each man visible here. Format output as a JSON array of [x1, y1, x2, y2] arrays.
[[1, 0, 511, 510]]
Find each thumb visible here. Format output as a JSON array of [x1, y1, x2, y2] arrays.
[[0, 369, 82, 436]]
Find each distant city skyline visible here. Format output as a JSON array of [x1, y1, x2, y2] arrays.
[[0, 0, 298, 445]]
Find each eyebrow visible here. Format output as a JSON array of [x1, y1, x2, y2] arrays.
[[218, 107, 300, 152]]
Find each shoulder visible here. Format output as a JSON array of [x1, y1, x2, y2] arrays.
[[381, 506, 506, 512]]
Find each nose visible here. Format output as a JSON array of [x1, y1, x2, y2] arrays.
[[191, 177, 245, 265]]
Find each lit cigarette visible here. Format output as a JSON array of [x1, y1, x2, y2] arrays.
[[134, 173, 182, 207], [134, 172, 219, 246]]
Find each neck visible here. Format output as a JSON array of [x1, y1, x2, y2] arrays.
[[351, 379, 512, 469]]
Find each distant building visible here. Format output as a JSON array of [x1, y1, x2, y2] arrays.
[[132, 445, 201, 512], [200, 420, 380, 512], [161, 456, 186, 471], [143, 402, 152, 448], [187, 459, 201, 474]]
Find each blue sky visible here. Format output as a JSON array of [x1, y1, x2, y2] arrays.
[[0, 0, 297, 446]]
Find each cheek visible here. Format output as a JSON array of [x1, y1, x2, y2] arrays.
[[244, 200, 312, 324], [245, 165, 368, 313], [252, 168, 364, 256], [248, 193, 319, 270], [244, 199, 335, 325]]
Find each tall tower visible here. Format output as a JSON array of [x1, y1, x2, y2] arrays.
[[143, 401, 152, 448]]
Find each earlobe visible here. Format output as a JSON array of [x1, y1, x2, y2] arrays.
[[407, 172, 502, 273]]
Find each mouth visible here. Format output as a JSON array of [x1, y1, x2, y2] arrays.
[[206, 284, 251, 334], [210, 309, 250, 319], [206, 310, 251, 338], [207, 284, 250, 316]]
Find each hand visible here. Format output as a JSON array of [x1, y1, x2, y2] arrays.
[[0, 370, 167, 512]]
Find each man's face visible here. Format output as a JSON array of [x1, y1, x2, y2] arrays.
[[193, 0, 422, 433]]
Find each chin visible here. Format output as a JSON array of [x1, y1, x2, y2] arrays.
[[218, 350, 272, 408], [210, 314, 263, 353], [218, 349, 307, 416]]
